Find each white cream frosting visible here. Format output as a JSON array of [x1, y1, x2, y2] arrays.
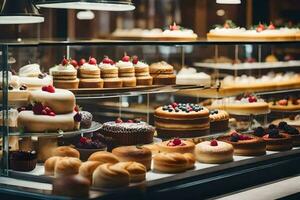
[[19, 63, 41, 77], [134, 61, 149, 69], [99, 62, 117, 69], [116, 60, 133, 69], [50, 64, 76, 74], [209, 27, 246, 35], [80, 63, 99, 71], [176, 67, 211, 86], [162, 29, 198, 38]]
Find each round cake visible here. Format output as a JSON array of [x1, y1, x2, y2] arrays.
[[277, 121, 300, 146], [99, 118, 155, 146], [262, 128, 293, 151], [156, 138, 195, 154], [195, 140, 234, 164], [218, 131, 266, 156], [269, 98, 300, 112], [154, 102, 210, 138], [209, 109, 229, 133]]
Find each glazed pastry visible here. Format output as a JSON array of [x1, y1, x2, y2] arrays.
[[79, 111, 93, 129], [153, 152, 194, 173], [50, 58, 79, 89], [99, 57, 123, 88], [92, 163, 130, 188], [99, 118, 155, 146], [52, 175, 90, 197], [88, 151, 119, 164], [54, 157, 82, 177], [112, 145, 152, 171], [263, 128, 293, 151], [133, 56, 153, 86], [195, 140, 234, 164], [79, 161, 102, 182], [157, 138, 195, 154], [150, 61, 176, 85], [116, 54, 136, 87], [114, 161, 146, 182], [154, 103, 210, 138], [218, 131, 266, 156], [9, 151, 37, 172], [209, 110, 229, 133], [44, 156, 62, 176], [52, 146, 80, 158]]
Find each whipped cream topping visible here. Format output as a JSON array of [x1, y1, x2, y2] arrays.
[[212, 96, 265, 106], [80, 63, 99, 71], [134, 61, 149, 69], [209, 27, 246, 35], [50, 64, 76, 73], [116, 60, 133, 69], [162, 29, 197, 38], [19, 63, 41, 77], [99, 62, 117, 69]]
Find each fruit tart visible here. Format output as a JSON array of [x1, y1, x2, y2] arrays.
[[263, 127, 293, 151], [157, 138, 195, 154]]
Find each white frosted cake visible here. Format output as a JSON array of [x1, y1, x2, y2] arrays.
[[176, 67, 211, 86]]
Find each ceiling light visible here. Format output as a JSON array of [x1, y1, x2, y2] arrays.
[[216, 0, 241, 4], [0, 0, 44, 24], [77, 10, 95, 20], [35, 0, 135, 11]]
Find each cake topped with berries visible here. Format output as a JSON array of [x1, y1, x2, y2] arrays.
[[162, 22, 198, 39], [154, 103, 210, 138], [157, 138, 195, 154], [99, 118, 155, 146], [269, 97, 300, 111]]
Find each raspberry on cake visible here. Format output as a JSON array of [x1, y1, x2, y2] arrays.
[[157, 138, 195, 154], [154, 103, 210, 138]]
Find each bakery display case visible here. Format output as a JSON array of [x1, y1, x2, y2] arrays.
[[1, 39, 300, 200]]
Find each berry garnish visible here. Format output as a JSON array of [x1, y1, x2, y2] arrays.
[[80, 137, 88, 144], [256, 23, 265, 32], [173, 138, 182, 145], [70, 59, 78, 68], [268, 22, 275, 30], [127, 120, 134, 123], [239, 134, 252, 140], [254, 127, 265, 137], [278, 99, 288, 106], [102, 57, 111, 64], [73, 113, 82, 122], [32, 103, 44, 115], [132, 56, 138, 64], [74, 105, 79, 112], [210, 140, 218, 146], [248, 96, 257, 103], [41, 110, 47, 115], [88, 57, 97, 65], [171, 102, 178, 108], [42, 85, 55, 93], [230, 131, 240, 142], [61, 57, 69, 66], [268, 129, 280, 138], [79, 58, 86, 66], [223, 22, 230, 29], [115, 118, 123, 123], [169, 22, 179, 31], [278, 121, 287, 130], [17, 107, 26, 113], [167, 138, 185, 146], [268, 124, 277, 130], [122, 55, 130, 62]]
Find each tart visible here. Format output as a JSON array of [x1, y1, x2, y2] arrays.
[[262, 128, 293, 151], [156, 138, 195, 154], [195, 140, 234, 164], [218, 131, 266, 156], [278, 121, 300, 146]]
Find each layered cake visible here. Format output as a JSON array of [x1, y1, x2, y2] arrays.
[[79, 57, 103, 88], [269, 98, 300, 112], [211, 93, 270, 115], [116, 54, 136, 87], [154, 103, 210, 138], [195, 140, 234, 164], [218, 131, 266, 156], [156, 138, 195, 154], [176, 67, 211, 87], [149, 61, 176, 85], [133, 56, 153, 86], [99, 118, 155, 146], [50, 58, 79, 89], [99, 57, 122, 88], [18, 63, 53, 90], [17, 86, 82, 132], [209, 109, 229, 133]]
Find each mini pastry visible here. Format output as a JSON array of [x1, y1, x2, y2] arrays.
[[263, 128, 293, 151], [52, 175, 90, 197], [92, 163, 130, 188], [114, 161, 146, 182], [278, 121, 300, 146], [79, 57, 104, 88], [88, 151, 119, 164], [99, 57, 122, 88], [150, 61, 176, 85], [44, 156, 62, 176], [53, 146, 80, 158], [112, 145, 152, 171], [116, 54, 136, 87], [79, 161, 102, 182], [132, 56, 153, 86], [50, 57, 79, 89], [195, 140, 234, 164], [54, 157, 82, 177], [209, 110, 229, 133], [157, 138, 195, 154], [79, 111, 93, 129], [153, 152, 195, 173], [75, 136, 107, 161], [9, 151, 37, 172], [218, 131, 266, 156]]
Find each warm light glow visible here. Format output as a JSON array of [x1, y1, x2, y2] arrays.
[[0, 16, 44, 24], [77, 10, 95, 20], [216, 0, 241, 4], [37, 2, 135, 11]]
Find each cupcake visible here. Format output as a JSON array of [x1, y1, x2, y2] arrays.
[[9, 150, 37, 171], [79, 111, 93, 129], [133, 56, 153, 86], [79, 57, 103, 88], [99, 56, 123, 88], [116, 54, 136, 87]]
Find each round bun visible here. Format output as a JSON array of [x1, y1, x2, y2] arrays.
[[53, 146, 80, 158], [54, 157, 82, 177], [114, 161, 146, 183], [88, 151, 119, 164], [44, 156, 62, 176], [52, 174, 90, 197], [157, 139, 195, 154], [79, 161, 101, 182], [195, 141, 234, 164], [112, 146, 152, 171], [92, 163, 130, 188], [183, 153, 196, 170]]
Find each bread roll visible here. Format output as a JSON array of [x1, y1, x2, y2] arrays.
[[114, 162, 146, 182], [79, 161, 101, 182], [153, 152, 189, 173], [54, 157, 82, 177], [183, 153, 196, 170], [88, 151, 119, 164], [53, 146, 80, 158], [44, 156, 62, 176]]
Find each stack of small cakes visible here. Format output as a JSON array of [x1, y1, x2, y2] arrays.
[[116, 54, 137, 87], [99, 56, 123, 88], [50, 58, 79, 89], [150, 61, 176, 85], [132, 56, 153, 86], [78, 57, 103, 88]]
